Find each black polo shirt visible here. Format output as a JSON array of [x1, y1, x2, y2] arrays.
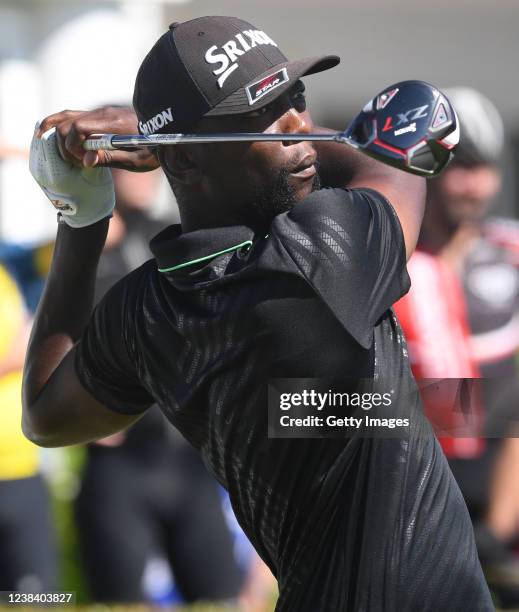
[[76, 187, 492, 611]]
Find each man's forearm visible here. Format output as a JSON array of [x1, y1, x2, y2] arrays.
[[23, 217, 109, 420], [23, 106, 155, 446]]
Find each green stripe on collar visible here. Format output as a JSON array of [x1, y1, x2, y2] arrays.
[[158, 240, 253, 273]]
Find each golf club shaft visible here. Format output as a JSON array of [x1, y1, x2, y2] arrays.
[[83, 131, 353, 151]]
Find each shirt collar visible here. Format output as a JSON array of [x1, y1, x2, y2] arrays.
[[150, 224, 255, 273]]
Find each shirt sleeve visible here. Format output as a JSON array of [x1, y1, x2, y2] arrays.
[[270, 187, 410, 348], [74, 264, 154, 415]]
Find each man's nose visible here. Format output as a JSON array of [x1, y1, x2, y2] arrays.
[[280, 109, 312, 142]]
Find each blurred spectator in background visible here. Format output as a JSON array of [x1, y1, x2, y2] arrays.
[[0, 139, 53, 311], [91, 167, 167, 303], [76, 409, 245, 605], [0, 262, 57, 592], [395, 87, 519, 607], [0, 138, 27, 161], [75, 167, 274, 608]]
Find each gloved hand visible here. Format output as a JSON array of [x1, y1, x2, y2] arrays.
[[29, 123, 115, 228]]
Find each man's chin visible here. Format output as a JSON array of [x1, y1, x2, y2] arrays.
[[249, 169, 321, 226], [290, 172, 322, 204]]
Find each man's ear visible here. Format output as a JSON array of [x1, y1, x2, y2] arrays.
[[158, 147, 201, 185]]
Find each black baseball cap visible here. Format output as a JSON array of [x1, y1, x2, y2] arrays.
[[133, 16, 340, 135]]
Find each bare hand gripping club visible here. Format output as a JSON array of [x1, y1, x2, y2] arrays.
[[84, 80, 459, 177]]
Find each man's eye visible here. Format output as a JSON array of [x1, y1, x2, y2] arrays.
[[291, 91, 307, 112], [289, 81, 307, 112]]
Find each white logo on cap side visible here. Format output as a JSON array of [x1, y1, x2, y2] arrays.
[[205, 29, 278, 89], [139, 107, 174, 135]]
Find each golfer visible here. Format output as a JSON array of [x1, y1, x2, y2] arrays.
[[25, 16, 493, 611]]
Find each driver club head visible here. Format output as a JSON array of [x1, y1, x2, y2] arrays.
[[343, 80, 460, 177]]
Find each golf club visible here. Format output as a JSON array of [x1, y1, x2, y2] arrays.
[[83, 80, 459, 177]]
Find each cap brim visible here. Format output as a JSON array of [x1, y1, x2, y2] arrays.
[[205, 55, 340, 117]]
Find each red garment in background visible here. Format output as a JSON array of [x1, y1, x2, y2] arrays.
[[394, 249, 485, 459]]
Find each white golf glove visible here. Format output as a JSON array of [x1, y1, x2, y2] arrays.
[[29, 123, 115, 228]]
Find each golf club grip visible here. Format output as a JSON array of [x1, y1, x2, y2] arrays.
[[83, 135, 116, 150], [83, 132, 343, 150]]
